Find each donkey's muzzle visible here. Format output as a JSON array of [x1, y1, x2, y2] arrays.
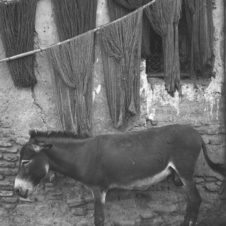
[[14, 187, 28, 198]]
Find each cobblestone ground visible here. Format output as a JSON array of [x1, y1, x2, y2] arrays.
[[0, 183, 225, 226]]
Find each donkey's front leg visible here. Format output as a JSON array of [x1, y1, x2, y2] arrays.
[[92, 187, 106, 226]]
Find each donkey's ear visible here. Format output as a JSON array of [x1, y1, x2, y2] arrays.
[[32, 143, 52, 153]]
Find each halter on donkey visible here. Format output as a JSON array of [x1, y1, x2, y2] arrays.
[[14, 124, 225, 226]]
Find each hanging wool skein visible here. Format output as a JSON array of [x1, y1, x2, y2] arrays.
[[184, 0, 214, 78], [107, 0, 154, 65], [108, 0, 181, 96], [100, 8, 143, 128], [0, 0, 38, 88], [46, 32, 94, 137], [145, 0, 182, 96], [52, 0, 97, 40], [51, 0, 97, 136]]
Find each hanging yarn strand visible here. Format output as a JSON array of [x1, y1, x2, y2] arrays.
[[107, 0, 155, 64], [145, 0, 182, 96], [184, 0, 214, 78], [52, 0, 79, 41], [108, 0, 182, 96], [47, 32, 95, 136], [49, 0, 97, 136], [0, 0, 38, 88], [100, 8, 143, 128], [52, 0, 97, 40]]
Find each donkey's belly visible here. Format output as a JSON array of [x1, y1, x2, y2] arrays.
[[109, 162, 173, 190]]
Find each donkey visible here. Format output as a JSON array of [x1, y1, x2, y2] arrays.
[[14, 124, 225, 226]]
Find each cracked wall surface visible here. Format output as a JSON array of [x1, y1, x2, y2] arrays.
[[0, 0, 225, 225]]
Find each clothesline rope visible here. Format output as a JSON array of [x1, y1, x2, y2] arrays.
[[0, 0, 156, 63]]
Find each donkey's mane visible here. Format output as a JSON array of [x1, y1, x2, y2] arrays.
[[29, 130, 90, 139]]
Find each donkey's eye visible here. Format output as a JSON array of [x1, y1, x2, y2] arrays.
[[21, 160, 31, 166]]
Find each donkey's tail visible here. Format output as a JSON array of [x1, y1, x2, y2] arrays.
[[202, 139, 226, 176]]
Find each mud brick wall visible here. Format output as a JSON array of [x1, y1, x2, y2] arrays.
[[0, 0, 225, 225], [0, 133, 19, 209]]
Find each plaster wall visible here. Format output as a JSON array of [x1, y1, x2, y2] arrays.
[[0, 0, 224, 225]]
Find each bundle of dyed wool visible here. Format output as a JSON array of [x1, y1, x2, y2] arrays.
[[52, 0, 97, 40], [111, 0, 150, 10], [184, 0, 214, 77], [100, 9, 143, 128], [107, 0, 153, 60], [145, 0, 182, 96], [0, 0, 38, 87], [50, 0, 97, 135], [46, 32, 94, 136], [108, 0, 181, 96]]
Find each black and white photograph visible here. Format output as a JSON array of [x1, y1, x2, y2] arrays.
[[0, 0, 225, 225]]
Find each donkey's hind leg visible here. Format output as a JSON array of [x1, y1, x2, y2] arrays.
[[181, 179, 201, 226]]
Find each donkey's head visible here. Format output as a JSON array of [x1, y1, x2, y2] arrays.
[[14, 141, 52, 198]]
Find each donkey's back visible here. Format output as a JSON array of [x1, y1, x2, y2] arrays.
[[98, 124, 202, 186]]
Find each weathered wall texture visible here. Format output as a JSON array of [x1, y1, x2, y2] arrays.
[[0, 0, 225, 225]]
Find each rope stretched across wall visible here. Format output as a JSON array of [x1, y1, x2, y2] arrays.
[[0, 0, 156, 64]]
